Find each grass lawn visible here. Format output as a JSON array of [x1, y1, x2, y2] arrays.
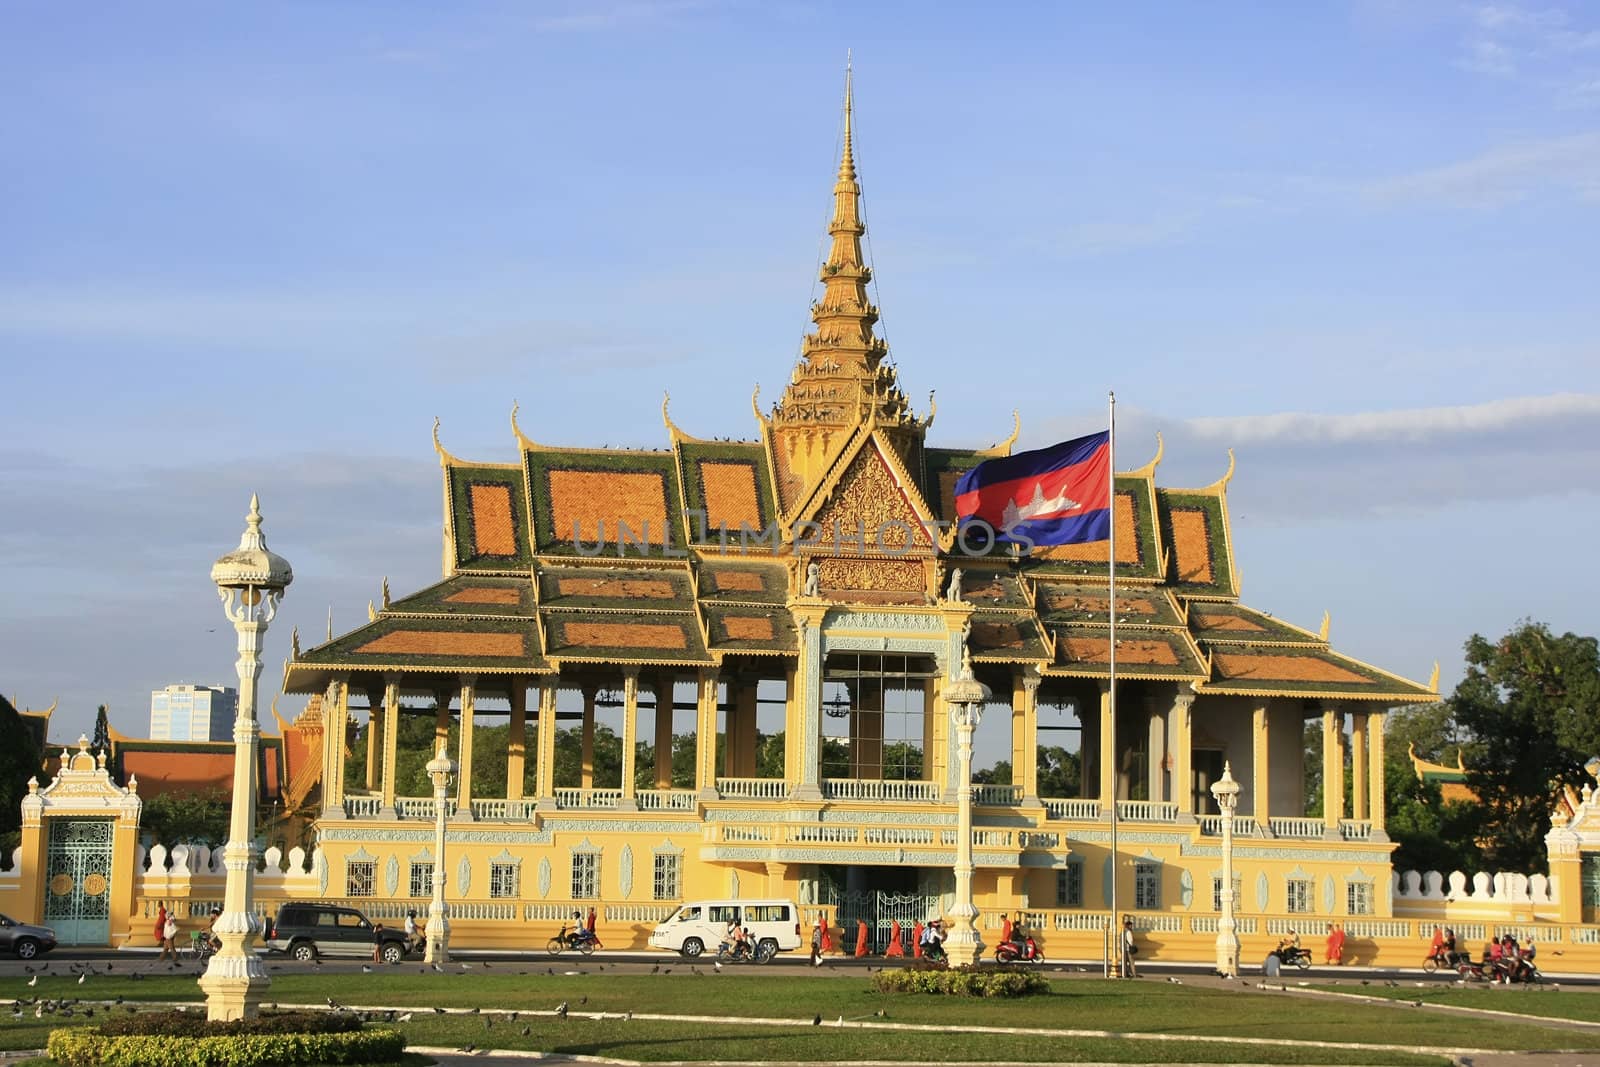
[[1312, 981, 1600, 1024], [3, 968, 1596, 1064]]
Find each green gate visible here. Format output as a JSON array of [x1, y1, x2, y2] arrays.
[[42, 819, 114, 946]]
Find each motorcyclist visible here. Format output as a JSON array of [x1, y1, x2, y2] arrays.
[[920, 919, 947, 961]]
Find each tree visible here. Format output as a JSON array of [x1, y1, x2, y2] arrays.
[[0, 698, 42, 861], [91, 705, 111, 754], [1452, 621, 1600, 871], [1382, 702, 1482, 873], [140, 790, 230, 846], [1037, 746, 1081, 798]]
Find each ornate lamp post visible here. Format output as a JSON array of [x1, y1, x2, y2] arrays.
[[1211, 761, 1241, 978], [201, 495, 292, 1021], [943, 648, 991, 967], [424, 740, 456, 963]]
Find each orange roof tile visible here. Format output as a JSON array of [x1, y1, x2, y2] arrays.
[[1169, 507, 1214, 584], [548, 470, 669, 545], [355, 630, 526, 657], [1031, 493, 1138, 564], [723, 617, 775, 641], [557, 577, 675, 600], [1192, 610, 1265, 632], [1212, 652, 1365, 684], [700, 462, 762, 530], [468, 484, 519, 556], [444, 586, 523, 605], [565, 622, 687, 650], [1063, 637, 1178, 666], [972, 622, 1026, 650], [712, 570, 766, 593]]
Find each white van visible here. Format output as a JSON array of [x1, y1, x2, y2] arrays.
[[648, 899, 802, 959]]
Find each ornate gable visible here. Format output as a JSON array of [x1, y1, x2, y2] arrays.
[[802, 433, 937, 556]]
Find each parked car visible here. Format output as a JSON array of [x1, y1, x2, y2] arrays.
[[648, 899, 801, 959], [0, 913, 58, 960], [263, 903, 410, 963]]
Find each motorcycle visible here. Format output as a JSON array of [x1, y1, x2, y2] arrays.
[[920, 939, 949, 966], [994, 934, 1045, 964], [546, 923, 601, 957], [1422, 947, 1467, 973], [1458, 956, 1542, 984], [1270, 944, 1312, 970]]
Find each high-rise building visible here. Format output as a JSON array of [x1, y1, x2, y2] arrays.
[[149, 684, 237, 741]]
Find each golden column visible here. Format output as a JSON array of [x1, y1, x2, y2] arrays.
[[619, 668, 640, 808], [200, 495, 291, 1022], [1322, 707, 1344, 836]]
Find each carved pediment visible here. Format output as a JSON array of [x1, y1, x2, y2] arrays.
[[805, 439, 936, 556]]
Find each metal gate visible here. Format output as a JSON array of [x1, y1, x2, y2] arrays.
[[828, 889, 941, 954], [43, 819, 113, 946]]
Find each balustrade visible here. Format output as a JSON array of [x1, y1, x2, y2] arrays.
[[1268, 817, 1325, 839], [1199, 814, 1260, 837], [973, 784, 1022, 806], [469, 798, 539, 821], [1338, 819, 1373, 841], [1042, 798, 1101, 821], [638, 789, 698, 810], [1115, 800, 1178, 822], [342, 796, 381, 818], [552, 788, 623, 810], [395, 797, 456, 819], [821, 779, 942, 802], [862, 827, 935, 845], [715, 778, 787, 800]]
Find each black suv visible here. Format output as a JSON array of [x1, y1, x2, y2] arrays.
[[264, 904, 411, 963]]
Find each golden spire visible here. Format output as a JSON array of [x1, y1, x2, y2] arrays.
[[770, 56, 924, 503]]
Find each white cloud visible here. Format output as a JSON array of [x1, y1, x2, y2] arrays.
[[1185, 392, 1600, 444], [1360, 131, 1600, 206]]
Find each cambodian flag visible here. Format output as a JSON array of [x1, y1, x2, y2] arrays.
[[954, 431, 1111, 547]]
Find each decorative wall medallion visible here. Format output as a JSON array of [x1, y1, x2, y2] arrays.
[[538, 858, 552, 899], [1179, 869, 1194, 909], [619, 845, 634, 899], [384, 856, 400, 897], [1255, 871, 1269, 911], [316, 851, 329, 896], [457, 856, 472, 896], [1322, 874, 1335, 914]]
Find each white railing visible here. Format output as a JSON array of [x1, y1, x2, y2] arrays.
[[1269, 817, 1325, 839], [1192, 915, 1259, 934], [1571, 927, 1600, 944], [787, 825, 859, 845], [1339, 819, 1373, 841], [822, 779, 942, 802], [940, 829, 1014, 848], [396, 797, 456, 819], [552, 788, 623, 810], [720, 825, 775, 844], [1340, 920, 1411, 939], [638, 789, 697, 811], [863, 827, 936, 845], [607, 904, 677, 923], [470, 798, 539, 821], [1199, 815, 1260, 837], [973, 784, 1023, 806], [1045, 912, 1113, 931], [1129, 914, 1182, 932], [716, 778, 787, 800], [1043, 798, 1101, 821], [342, 796, 381, 818], [1116, 801, 1178, 822], [1020, 832, 1060, 849]]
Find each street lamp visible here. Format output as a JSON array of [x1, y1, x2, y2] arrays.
[[1210, 761, 1241, 978], [943, 648, 991, 967], [201, 495, 292, 1021], [424, 740, 457, 963]]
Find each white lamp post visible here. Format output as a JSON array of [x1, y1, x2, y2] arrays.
[[424, 740, 456, 963], [201, 495, 292, 1021], [943, 648, 991, 967], [1211, 761, 1241, 978]]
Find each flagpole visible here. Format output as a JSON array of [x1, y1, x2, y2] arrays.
[[1107, 390, 1119, 977]]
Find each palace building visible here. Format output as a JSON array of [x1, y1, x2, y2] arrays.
[[276, 77, 1441, 950]]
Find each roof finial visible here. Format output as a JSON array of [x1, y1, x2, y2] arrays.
[[839, 50, 855, 182]]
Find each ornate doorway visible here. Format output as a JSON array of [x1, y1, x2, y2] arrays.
[[42, 819, 114, 946]]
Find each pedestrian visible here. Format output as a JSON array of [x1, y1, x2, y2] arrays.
[[885, 920, 905, 958], [153, 904, 167, 950], [912, 920, 924, 959], [586, 906, 601, 948], [404, 910, 420, 957], [819, 911, 833, 954], [809, 914, 822, 964], [1121, 918, 1138, 978], [1330, 923, 1346, 965], [372, 922, 386, 964], [160, 910, 179, 962], [854, 918, 869, 958]]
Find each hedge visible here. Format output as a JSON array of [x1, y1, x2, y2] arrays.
[[47, 1027, 404, 1067], [97, 1010, 361, 1038], [871, 965, 1051, 997]]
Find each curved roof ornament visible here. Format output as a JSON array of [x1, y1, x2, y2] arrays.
[[1127, 432, 1164, 479], [662, 391, 709, 444], [750, 384, 768, 430], [1204, 448, 1236, 493], [431, 417, 465, 468], [976, 410, 1022, 457], [924, 390, 937, 431], [510, 399, 542, 452]]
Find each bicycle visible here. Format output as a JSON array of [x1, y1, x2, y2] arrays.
[[185, 931, 218, 964]]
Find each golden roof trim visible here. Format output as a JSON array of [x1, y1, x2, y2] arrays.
[[432, 417, 464, 468], [662, 392, 710, 445], [1127, 432, 1164, 479], [975, 411, 1021, 458]]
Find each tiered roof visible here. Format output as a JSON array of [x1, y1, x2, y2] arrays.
[[284, 72, 1434, 707]]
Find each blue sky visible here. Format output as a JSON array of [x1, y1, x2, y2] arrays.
[[2, 1, 1597, 742]]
